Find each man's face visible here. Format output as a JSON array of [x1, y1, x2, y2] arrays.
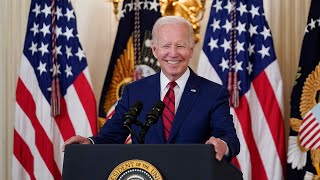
[[152, 24, 194, 81]]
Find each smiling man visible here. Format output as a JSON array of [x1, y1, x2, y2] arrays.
[[64, 16, 240, 161], [151, 16, 194, 81]]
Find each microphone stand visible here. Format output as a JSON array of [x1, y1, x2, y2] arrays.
[[125, 101, 165, 144], [138, 131, 145, 144], [124, 119, 144, 144], [138, 126, 148, 144], [138, 101, 165, 144], [124, 119, 154, 144]]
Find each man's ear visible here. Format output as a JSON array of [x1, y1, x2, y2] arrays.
[[191, 46, 194, 57], [189, 46, 194, 58], [151, 42, 157, 58]]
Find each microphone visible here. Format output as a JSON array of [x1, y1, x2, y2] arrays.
[[123, 101, 143, 127], [141, 101, 165, 137]]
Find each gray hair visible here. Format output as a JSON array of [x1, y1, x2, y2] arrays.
[[152, 16, 194, 47]]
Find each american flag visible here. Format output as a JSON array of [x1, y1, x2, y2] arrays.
[[13, 0, 97, 179], [197, 0, 286, 179]]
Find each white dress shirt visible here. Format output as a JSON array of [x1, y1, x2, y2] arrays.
[[160, 68, 190, 113]]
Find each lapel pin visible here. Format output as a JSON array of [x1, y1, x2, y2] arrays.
[[191, 89, 196, 92]]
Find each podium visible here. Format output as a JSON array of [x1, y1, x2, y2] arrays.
[[62, 144, 242, 180]]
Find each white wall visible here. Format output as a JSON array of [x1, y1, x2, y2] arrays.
[[0, 0, 4, 178]]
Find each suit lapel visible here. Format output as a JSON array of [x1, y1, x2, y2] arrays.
[[148, 73, 166, 143], [168, 70, 201, 143]]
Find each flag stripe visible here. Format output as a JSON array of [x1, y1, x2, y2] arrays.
[[52, 121, 65, 174], [304, 128, 320, 148], [54, 98, 76, 141], [65, 85, 93, 135], [247, 82, 283, 180], [231, 109, 251, 180], [12, 156, 31, 180], [232, 158, 241, 172], [73, 70, 97, 133], [300, 118, 317, 138], [253, 70, 286, 172], [106, 109, 115, 120], [16, 78, 61, 179], [301, 124, 320, 147], [302, 112, 313, 124], [299, 113, 314, 135], [234, 97, 268, 180], [311, 137, 320, 148], [264, 61, 284, 116], [300, 118, 317, 141], [13, 130, 36, 180], [14, 102, 54, 180]]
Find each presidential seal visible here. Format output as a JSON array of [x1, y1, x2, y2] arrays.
[[108, 159, 163, 180], [288, 64, 320, 174]]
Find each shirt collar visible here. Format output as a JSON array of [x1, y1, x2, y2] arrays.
[[160, 68, 190, 92]]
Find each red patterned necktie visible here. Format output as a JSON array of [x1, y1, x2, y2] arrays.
[[162, 81, 177, 142]]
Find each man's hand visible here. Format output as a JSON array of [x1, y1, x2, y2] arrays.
[[205, 136, 227, 161], [62, 135, 90, 151]]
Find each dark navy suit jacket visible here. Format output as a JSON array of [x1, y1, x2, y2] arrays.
[[92, 69, 240, 159]]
